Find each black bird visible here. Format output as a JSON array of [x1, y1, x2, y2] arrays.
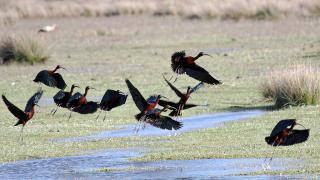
[[265, 119, 309, 146], [2, 88, 43, 140], [159, 76, 207, 116], [170, 51, 221, 84], [125, 79, 182, 130], [72, 101, 99, 114], [96, 89, 128, 121], [33, 65, 67, 89], [52, 84, 79, 115]]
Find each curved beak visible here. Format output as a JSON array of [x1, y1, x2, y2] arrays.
[[73, 85, 80, 89], [296, 123, 307, 129], [88, 86, 96, 90], [203, 53, 213, 58], [159, 95, 169, 100]]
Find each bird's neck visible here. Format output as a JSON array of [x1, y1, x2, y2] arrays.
[[194, 53, 202, 60], [70, 86, 75, 95]]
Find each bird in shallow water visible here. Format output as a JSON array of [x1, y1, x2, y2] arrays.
[[170, 51, 222, 85], [33, 65, 67, 89], [2, 88, 43, 141], [125, 79, 182, 130], [159, 75, 207, 117], [51, 84, 80, 115], [96, 89, 128, 121]]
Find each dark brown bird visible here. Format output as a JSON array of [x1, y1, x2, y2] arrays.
[[159, 76, 207, 116], [171, 51, 221, 85], [51, 84, 80, 115], [33, 65, 67, 89], [72, 101, 99, 114], [66, 86, 95, 120], [2, 88, 43, 140], [125, 79, 181, 130], [265, 119, 309, 146], [96, 89, 128, 121], [125, 79, 166, 121]]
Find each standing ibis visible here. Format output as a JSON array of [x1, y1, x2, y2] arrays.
[[33, 65, 67, 89], [2, 88, 43, 140], [170, 51, 222, 85], [51, 84, 80, 115], [96, 89, 128, 121], [159, 76, 207, 116], [38, 24, 57, 33], [125, 79, 181, 130]]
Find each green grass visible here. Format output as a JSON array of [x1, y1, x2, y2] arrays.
[[0, 16, 320, 175], [0, 35, 49, 65]]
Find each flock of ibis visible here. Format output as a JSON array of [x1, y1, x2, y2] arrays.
[[2, 50, 310, 160]]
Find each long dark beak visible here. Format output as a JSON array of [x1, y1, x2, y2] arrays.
[[296, 123, 307, 129], [203, 53, 213, 58], [159, 95, 169, 100], [88, 86, 96, 90], [60, 66, 67, 71], [74, 85, 80, 89]]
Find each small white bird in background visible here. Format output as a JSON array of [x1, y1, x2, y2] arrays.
[[38, 24, 57, 33]]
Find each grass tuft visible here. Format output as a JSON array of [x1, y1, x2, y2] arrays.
[[0, 35, 49, 65], [261, 64, 320, 108]]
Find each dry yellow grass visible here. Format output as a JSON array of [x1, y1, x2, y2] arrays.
[[1, 0, 320, 24], [261, 64, 320, 108]]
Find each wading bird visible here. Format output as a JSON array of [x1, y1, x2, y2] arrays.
[[2, 88, 43, 140], [159, 76, 207, 116], [125, 79, 181, 130], [38, 24, 57, 33], [96, 89, 128, 121], [51, 84, 80, 115], [73, 101, 99, 114], [33, 65, 67, 89], [170, 51, 222, 85], [66, 86, 95, 120], [264, 119, 309, 167]]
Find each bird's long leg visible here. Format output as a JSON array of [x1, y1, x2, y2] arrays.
[[67, 112, 72, 121], [52, 108, 58, 116], [20, 126, 24, 142], [103, 111, 107, 121], [96, 110, 101, 120]]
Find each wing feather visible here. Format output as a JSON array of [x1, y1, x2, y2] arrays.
[[2, 95, 28, 120], [125, 79, 148, 112]]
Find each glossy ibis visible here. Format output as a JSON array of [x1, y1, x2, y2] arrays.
[[170, 51, 222, 84], [72, 101, 99, 114], [33, 65, 67, 89], [2, 88, 43, 140], [145, 106, 182, 130], [96, 89, 128, 121], [264, 119, 309, 166], [51, 84, 80, 115], [38, 24, 57, 33], [125, 79, 180, 130], [125, 79, 165, 121], [66, 86, 95, 120], [159, 76, 207, 116], [265, 119, 309, 146]]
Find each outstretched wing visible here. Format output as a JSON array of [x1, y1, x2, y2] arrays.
[[53, 90, 65, 101], [100, 89, 128, 110], [25, 88, 43, 112], [147, 115, 183, 130], [163, 75, 183, 98], [281, 129, 310, 146], [52, 73, 67, 90], [270, 119, 296, 137], [73, 101, 99, 114], [190, 82, 204, 93], [33, 70, 57, 87], [67, 92, 82, 108], [158, 99, 178, 110], [2, 95, 28, 120], [171, 51, 186, 73], [185, 65, 221, 85], [125, 79, 148, 112]]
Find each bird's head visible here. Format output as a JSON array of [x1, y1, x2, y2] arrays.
[[86, 86, 96, 91], [56, 65, 66, 70], [158, 95, 168, 100], [71, 84, 80, 89]]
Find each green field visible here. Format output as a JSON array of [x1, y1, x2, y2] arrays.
[[0, 16, 320, 174]]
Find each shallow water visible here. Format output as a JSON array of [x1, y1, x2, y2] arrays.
[[0, 149, 309, 179], [56, 110, 265, 143]]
